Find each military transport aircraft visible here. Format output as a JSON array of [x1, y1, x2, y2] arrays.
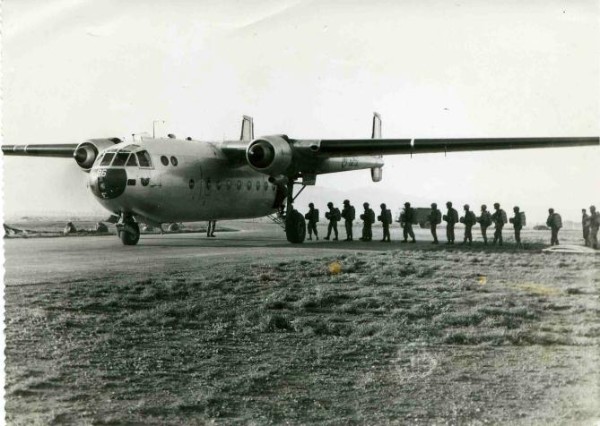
[[3, 114, 598, 245]]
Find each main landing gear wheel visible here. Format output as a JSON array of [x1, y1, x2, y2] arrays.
[[119, 221, 140, 246], [285, 210, 306, 244]]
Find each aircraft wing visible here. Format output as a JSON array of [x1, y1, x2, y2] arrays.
[[305, 136, 600, 157], [2, 144, 79, 157]]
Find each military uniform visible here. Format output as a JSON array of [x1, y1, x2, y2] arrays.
[[378, 203, 392, 242], [509, 207, 523, 246], [443, 202, 459, 244], [491, 203, 506, 245], [428, 203, 442, 244], [324, 202, 340, 240], [477, 205, 492, 244], [401, 202, 416, 243], [546, 208, 562, 246], [360, 203, 375, 241], [341, 200, 355, 241], [582, 209, 591, 246], [460, 205, 477, 244], [588, 206, 599, 249], [304, 203, 319, 240]]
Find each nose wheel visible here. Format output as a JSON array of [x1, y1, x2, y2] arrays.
[[117, 215, 140, 245]]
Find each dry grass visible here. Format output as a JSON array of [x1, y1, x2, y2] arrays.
[[5, 248, 600, 424]]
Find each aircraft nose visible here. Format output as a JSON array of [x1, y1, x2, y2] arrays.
[[91, 168, 127, 199]]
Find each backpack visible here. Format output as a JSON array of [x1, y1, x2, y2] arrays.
[[334, 208, 342, 221], [384, 209, 392, 225], [367, 209, 376, 224], [347, 206, 355, 221], [500, 209, 508, 224], [430, 209, 442, 225], [479, 211, 492, 227], [519, 211, 526, 227], [553, 213, 562, 229]]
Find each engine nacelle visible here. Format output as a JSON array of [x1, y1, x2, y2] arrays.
[[246, 135, 293, 176], [74, 138, 121, 171]]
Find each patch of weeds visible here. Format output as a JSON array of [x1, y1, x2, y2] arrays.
[[406, 302, 444, 320], [505, 330, 571, 346], [259, 314, 293, 332], [436, 312, 484, 327], [566, 288, 584, 295]]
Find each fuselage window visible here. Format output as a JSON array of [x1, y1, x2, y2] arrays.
[[237, 180, 242, 190], [256, 180, 261, 190], [100, 152, 115, 166], [137, 151, 152, 168], [272, 184, 276, 191], [206, 178, 211, 190], [246, 180, 252, 190], [170, 156, 178, 166], [226, 180, 232, 190], [126, 154, 138, 167], [216, 180, 222, 190], [160, 155, 169, 166], [112, 152, 130, 167], [263, 181, 269, 191]]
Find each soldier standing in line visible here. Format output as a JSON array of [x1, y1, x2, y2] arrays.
[[443, 201, 459, 244], [460, 204, 477, 245], [304, 203, 319, 241], [509, 206, 524, 247], [589, 205, 599, 249], [582, 208, 591, 246], [341, 199, 355, 241], [378, 203, 392, 242], [428, 203, 442, 244], [491, 202, 507, 245], [359, 202, 375, 241], [477, 204, 492, 245], [324, 202, 340, 241], [546, 208, 562, 246], [400, 202, 416, 243]]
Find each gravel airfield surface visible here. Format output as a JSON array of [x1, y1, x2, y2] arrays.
[[4, 222, 600, 424]]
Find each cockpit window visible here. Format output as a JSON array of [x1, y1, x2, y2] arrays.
[[126, 154, 138, 167], [112, 152, 130, 167], [137, 150, 152, 168], [100, 152, 115, 166]]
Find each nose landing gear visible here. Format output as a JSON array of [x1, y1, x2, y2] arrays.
[[116, 213, 140, 245], [282, 177, 306, 244]]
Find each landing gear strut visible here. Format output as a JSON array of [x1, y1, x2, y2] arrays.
[[283, 177, 306, 244], [117, 213, 140, 245]]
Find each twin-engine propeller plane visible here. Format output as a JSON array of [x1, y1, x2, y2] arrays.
[[3, 114, 598, 245]]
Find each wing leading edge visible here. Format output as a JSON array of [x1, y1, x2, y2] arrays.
[[2, 144, 79, 157]]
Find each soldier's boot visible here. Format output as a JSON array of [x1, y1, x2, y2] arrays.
[[410, 239, 416, 243]]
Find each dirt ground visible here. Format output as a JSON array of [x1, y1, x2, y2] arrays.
[[4, 226, 600, 425]]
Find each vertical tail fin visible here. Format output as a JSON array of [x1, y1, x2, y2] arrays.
[[371, 112, 383, 182], [240, 115, 254, 141]]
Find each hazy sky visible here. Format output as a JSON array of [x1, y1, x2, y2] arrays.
[[2, 0, 599, 223]]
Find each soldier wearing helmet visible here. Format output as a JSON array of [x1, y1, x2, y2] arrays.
[[491, 202, 507, 245], [427, 202, 442, 244], [359, 202, 375, 241], [443, 201, 459, 244], [546, 208, 562, 246], [589, 205, 599, 249], [477, 204, 492, 244], [509, 206, 524, 247], [324, 202, 340, 240], [460, 204, 477, 245], [304, 202, 319, 240], [341, 199, 356, 241], [378, 203, 392, 242], [400, 202, 416, 243]]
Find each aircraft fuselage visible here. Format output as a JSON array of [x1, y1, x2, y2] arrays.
[[88, 138, 281, 224]]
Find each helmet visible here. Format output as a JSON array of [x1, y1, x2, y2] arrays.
[[548, 208, 554, 213], [481, 204, 487, 210], [513, 206, 520, 212], [493, 202, 500, 208], [404, 202, 411, 207], [446, 201, 452, 207], [380, 203, 386, 208], [343, 199, 350, 204], [327, 202, 333, 207], [431, 203, 437, 208], [463, 204, 469, 210], [363, 202, 369, 207], [309, 202, 314, 208]]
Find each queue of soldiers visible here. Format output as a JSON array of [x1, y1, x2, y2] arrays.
[[304, 201, 600, 248]]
